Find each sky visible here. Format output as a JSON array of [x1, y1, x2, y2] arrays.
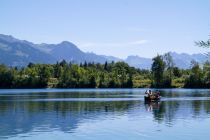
[[0, 0, 210, 59]]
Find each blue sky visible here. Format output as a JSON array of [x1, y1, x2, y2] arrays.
[[0, 0, 210, 58]]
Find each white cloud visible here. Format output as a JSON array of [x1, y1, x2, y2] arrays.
[[79, 39, 149, 48]]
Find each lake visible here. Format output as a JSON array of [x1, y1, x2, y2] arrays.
[[0, 89, 210, 140]]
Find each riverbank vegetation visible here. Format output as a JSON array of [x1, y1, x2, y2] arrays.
[[0, 53, 209, 88]]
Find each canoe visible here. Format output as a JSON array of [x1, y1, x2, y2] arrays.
[[144, 96, 160, 102]]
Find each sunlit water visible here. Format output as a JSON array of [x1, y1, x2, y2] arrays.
[[0, 88, 210, 140]]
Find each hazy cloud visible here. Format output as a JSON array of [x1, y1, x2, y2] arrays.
[[79, 40, 148, 48]]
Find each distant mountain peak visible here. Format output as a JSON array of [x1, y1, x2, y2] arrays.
[[0, 34, 19, 42], [0, 34, 33, 46], [0, 34, 209, 69], [0, 34, 13, 38], [59, 41, 73, 45]]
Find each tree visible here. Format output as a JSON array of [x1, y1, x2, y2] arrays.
[[28, 62, 34, 68], [38, 65, 51, 87], [203, 61, 210, 87], [98, 72, 109, 88], [88, 75, 97, 88], [2, 59, 208, 89], [151, 55, 165, 87], [163, 53, 175, 87], [0, 65, 15, 88], [84, 61, 87, 68], [104, 61, 108, 71], [173, 67, 182, 77], [195, 36, 210, 56], [59, 60, 67, 67], [184, 62, 204, 88], [126, 74, 133, 88], [54, 62, 61, 78]]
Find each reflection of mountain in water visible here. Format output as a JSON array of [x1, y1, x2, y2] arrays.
[[0, 94, 140, 138], [0, 89, 210, 138]]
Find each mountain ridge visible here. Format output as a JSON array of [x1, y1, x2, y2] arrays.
[[0, 34, 209, 69]]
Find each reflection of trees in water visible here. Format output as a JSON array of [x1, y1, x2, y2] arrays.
[[192, 100, 210, 117], [152, 100, 210, 123], [192, 100, 202, 117], [145, 101, 178, 124], [146, 99, 210, 125], [159, 89, 210, 98], [1, 90, 210, 138], [0, 98, 140, 138], [204, 100, 210, 114], [149, 90, 210, 124], [153, 101, 180, 123]]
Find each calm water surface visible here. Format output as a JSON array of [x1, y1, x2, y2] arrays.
[[0, 88, 210, 140]]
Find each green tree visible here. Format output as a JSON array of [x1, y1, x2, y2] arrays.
[[88, 75, 97, 88], [164, 53, 174, 87], [126, 74, 133, 88], [104, 61, 108, 71], [173, 67, 182, 77], [39, 66, 51, 87], [151, 55, 165, 87], [0, 65, 15, 88], [203, 61, 210, 87], [184, 62, 204, 88]]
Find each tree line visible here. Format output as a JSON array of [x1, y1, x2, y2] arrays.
[[151, 53, 210, 88], [0, 54, 209, 88]]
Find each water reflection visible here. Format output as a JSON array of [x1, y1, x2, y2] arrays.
[[0, 89, 210, 139], [145, 101, 161, 112]]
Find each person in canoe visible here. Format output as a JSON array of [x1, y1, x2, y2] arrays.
[[155, 90, 160, 98], [145, 90, 160, 101], [145, 90, 154, 97]]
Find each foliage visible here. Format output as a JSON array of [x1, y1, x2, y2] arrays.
[[151, 55, 165, 87], [0, 58, 209, 88], [184, 62, 204, 88], [0, 61, 136, 88], [195, 37, 210, 56]]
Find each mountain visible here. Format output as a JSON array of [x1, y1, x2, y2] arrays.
[[48, 41, 87, 63], [0, 34, 55, 66], [0, 34, 118, 66], [0, 34, 209, 69], [170, 52, 210, 69], [125, 52, 210, 69], [37, 41, 115, 63], [125, 55, 152, 69]]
